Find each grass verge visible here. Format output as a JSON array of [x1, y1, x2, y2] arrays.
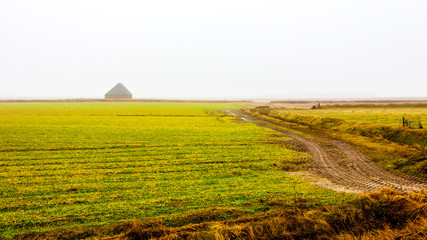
[[13, 188, 427, 240]]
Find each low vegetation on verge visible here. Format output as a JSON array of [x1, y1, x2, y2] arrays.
[[15, 188, 427, 240]]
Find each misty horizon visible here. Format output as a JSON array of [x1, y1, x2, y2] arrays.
[[1, 1, 426, 100]]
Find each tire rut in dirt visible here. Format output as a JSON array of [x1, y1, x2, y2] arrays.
[[230, 110, 427, 193]]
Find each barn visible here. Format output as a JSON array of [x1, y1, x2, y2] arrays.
[[105, 83, 132, 100]]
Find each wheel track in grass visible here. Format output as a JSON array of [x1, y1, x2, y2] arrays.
[[228, 110, 427, 193]]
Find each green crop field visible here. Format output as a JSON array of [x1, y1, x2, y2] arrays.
[[282, 107, 427, 127], [265, 106, 427, 147], [0, 103, 347, 239]]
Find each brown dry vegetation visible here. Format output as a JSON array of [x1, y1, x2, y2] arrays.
[[13, 188, 427, 240]]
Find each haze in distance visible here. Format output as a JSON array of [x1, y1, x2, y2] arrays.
[[1, 1, 426, 100]]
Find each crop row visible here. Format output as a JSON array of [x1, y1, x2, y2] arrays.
[[0, 103, 348, 239]]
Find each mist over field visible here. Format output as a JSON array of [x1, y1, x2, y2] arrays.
[[1, 0, 427, 100]]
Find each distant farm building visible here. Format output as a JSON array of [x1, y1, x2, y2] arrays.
[[105, 83, 132, 100]]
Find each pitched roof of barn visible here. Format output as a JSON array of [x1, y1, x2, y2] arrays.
[[105, 83, 132, 96]]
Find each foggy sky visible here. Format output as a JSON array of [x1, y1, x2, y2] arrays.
[[1, 1, 426, 100]]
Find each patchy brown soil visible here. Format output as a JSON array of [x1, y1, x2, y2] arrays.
[[229, 110, 427, 193]]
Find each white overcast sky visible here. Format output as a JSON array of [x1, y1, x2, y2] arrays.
[[1, 0, 426, 100]]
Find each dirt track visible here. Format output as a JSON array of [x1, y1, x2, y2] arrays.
[[229, 110, 427, 193]]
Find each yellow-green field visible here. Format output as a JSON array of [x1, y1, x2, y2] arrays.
[[280, 106, 427, 127], [0, 103, 346, 239], [266, 106, 427, 147]]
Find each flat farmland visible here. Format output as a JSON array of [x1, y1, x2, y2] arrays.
[[266, 105, 427, 147], [280, 106, 427, 127], [252, 104, 427, 177], [0, 103, 345, 239]]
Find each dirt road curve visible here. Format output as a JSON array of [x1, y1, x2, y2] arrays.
[[229, 110, 427, 193]]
